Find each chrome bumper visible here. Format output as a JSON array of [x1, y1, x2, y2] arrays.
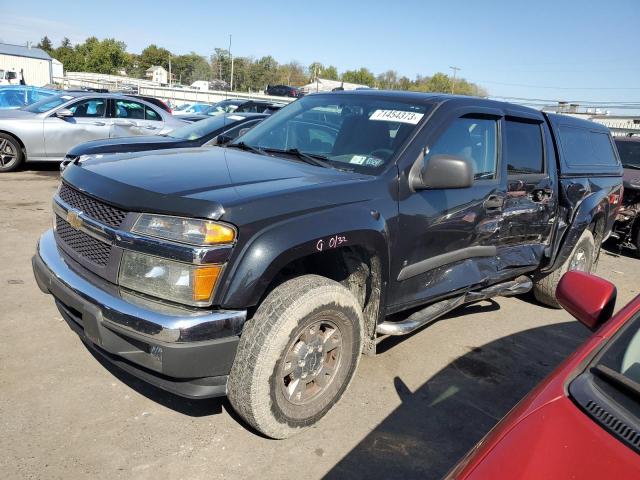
[[34, 230, 246, 343]]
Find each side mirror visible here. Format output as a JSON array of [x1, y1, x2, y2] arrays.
[[556, 271, 617, 331], [410, 153, 474, 190], [55, 108, 73, 119], [215, 133, 234, 146]]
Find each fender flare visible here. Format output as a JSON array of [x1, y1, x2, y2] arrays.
[[546, 190, 610, 272], [216, 204, 390, 309]]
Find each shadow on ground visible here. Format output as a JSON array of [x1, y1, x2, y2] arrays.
[[325, 320, 588, 480]]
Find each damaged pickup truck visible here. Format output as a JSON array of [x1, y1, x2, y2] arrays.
[[32, 91, 623, 438]]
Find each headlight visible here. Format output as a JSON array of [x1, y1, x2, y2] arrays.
[[119, 251, 222, 306], [132, 214, 236, 246]]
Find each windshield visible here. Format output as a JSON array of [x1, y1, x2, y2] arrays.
[[203, 101, 241, 116], [616, 139, 640, 168], [234, 94, 432, 174], [23, 94, 73, 113], [167, 114, 246, 140]]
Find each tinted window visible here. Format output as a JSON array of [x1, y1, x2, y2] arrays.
[[115, 100, 145, 119], [505, 120, 544, 174], [559, 126, 618, 167], [615, 139, 640, 168], [221, 119, 262, 141], [68, 98, 106, 118], [145, 106, 161, 121], [428, 117, 498, 180]]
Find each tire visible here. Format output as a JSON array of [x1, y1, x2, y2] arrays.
[[0, 133, 24, 172], [533, 229, 596, 308], [227, 274, 364, 439]]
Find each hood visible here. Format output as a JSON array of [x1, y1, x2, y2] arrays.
[[0, 109, 37, 120], [67, 135, 185, 157], [623, 167, 640, 191], [62, 147, 373, 223], [456, 396, 640, 479]]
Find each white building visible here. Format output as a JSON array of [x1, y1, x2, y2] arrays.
[[51, 58, 64, 80], [145, 65, 168, 84], [191, 80, 210, 91], [300, 78, 369, 93], [0, 42, 52, 86]]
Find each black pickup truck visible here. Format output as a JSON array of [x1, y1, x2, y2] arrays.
[[32, 91, 623, 438]]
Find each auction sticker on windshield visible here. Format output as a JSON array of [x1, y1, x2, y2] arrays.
[[369, 109, 424, 124]]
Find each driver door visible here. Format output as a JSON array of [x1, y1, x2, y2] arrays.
[[389, 106, 507, 310], [43, 97, 111, 159]]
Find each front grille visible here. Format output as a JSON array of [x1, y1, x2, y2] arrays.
[[58, 183, 127, 228], [56, 216, 111, 266]]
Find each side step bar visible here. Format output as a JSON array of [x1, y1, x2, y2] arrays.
[[376, 276, 532, 336]]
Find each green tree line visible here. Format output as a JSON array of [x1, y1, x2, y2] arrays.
[[37, 36, 486, 96]]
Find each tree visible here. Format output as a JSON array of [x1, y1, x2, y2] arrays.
[[341, 67, 375, 86], [321, 65, 338, 80], [172, 52, 211, 85], [75, 37, 130, 75], [137, 44, 171, 75], [37, 36, 53, 55]]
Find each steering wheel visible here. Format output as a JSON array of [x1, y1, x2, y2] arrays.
[[370, 148, 394, 160]]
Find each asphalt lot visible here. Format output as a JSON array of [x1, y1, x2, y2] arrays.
[[2, 165, 639, 480]]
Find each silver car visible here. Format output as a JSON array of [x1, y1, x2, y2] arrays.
[[0, 91, 185, 172]]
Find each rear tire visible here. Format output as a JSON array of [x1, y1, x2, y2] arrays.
[[227, 274, 364, 439], [533, 230, 596, 308], [0, 133, 24, 172]]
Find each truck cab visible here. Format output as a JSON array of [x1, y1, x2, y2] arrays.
[[32, 91, 623, 438]]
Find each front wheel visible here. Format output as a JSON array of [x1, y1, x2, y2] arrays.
[[533, 229, 596, 308], [0, 134, 24, 172], [227, 274, 363, 439]]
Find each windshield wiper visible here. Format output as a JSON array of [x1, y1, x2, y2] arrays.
[[226, 142, 265, 156], [623, 164, 640, 170], [262, 148, 333, 168], [592, 364, 640, 401]]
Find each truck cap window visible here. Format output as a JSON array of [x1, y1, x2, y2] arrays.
[[427, 117, 498, 180], [559, 126, 618, 167], [233, 94, 432, 173], [506, 120, 544, 174]]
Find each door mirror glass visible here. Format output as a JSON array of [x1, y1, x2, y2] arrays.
[[215, 133, 234, 146], [55, 108, 73, 118], [556, 270, 617, 331], [410, 153, 474, 190]]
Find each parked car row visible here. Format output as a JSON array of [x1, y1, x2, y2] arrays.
[[173, 99, 286, 122]]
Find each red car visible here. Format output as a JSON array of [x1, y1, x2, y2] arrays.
[[448, 270, 640, 479]]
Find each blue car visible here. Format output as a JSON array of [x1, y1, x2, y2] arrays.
[[0, 86, 57, 109]]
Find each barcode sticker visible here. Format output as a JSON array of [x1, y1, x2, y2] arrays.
[[369, 109, 424, 124]]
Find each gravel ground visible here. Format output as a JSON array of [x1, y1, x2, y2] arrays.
[[1, 166, 639, 480]]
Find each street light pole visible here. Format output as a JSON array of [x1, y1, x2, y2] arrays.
[[229, 34, 234, 92], [449, 66, 460, 94]]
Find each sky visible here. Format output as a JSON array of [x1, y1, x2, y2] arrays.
[[2, 0, 639, 110]]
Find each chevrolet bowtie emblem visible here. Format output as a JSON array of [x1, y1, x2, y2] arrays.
[[66, 210, 83, 230]]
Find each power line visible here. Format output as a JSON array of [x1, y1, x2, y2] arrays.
[[476, 79, 640, 90]]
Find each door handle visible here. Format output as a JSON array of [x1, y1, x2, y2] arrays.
[[143, 125, 158, 130], [114, 120, 134, 126], [484, 194, 504, 211], [92, 121, 106, 126]]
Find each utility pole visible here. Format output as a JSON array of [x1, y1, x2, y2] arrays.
[[168, 56, 172, 86], [449, 66, 460, 94], [229, 34, 234, 92]]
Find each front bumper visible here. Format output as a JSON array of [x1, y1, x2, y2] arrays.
[[32, 230, 247, 398]]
